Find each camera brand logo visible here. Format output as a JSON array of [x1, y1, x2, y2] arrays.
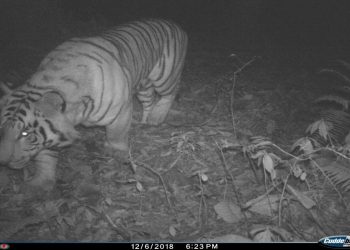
[[319, 235, 350, 248]]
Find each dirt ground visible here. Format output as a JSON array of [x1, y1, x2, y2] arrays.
[[0, 34, 349, 242]]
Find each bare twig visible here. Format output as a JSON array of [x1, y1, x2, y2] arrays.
[[134, 160, 177, 218], [73, 196, 132, 240], [278, 174, 290, 227], [164, 153, 183, 173], [197, 173, 208, 231], [215, 140, 249, 234], [242, 180, 284, 209], [229, 56, 260, 137], [102, 209, 131, 240]]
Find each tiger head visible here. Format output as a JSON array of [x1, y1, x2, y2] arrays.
[[0, 88, 79, 169]]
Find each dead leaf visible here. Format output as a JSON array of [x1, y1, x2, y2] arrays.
[[161, 150, 172, 157], [287, 184, 315, 209], [85, 209, 94, 223], [169, 225, 177, 237], [198, 234, 253, 242], [263, 154, 276, 180], [136, 181, 144, 192], [217, 130, 233, 137], [200, 173, 208, 182], [104, 197, 113, 206], [300, 172, 307, 181], [214, 201, 243, 223], [252, 227, 273, 242], [247, 194, 280, 216]]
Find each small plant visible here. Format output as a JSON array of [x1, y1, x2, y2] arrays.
[[288, 59, 350, 197], [310, 59, 350, 147]]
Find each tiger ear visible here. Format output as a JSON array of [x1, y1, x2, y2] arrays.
[[0, 82, 13, 95], [0, 82, 13, 107], [36, 91, 66, 117], [0, 97, 7, 107]]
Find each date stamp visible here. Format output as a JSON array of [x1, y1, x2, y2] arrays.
[[130, 243, 219, 250], [131, 243, 175, 250]]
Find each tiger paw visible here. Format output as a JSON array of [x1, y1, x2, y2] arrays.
[[147, 107, 170, 126], [104, 142, 129, 163], [146, 96, 174, 125], [107, 148, 129, 163], [22, 180, 55, 199], [27, 177, 56, 192]]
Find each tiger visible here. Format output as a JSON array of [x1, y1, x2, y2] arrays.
[[0, 19, 188, 190]]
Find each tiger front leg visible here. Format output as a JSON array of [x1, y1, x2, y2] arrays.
[[104, 104, 132, 162], [27, 149, 58, 191]]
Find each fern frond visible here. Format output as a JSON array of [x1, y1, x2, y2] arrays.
[[343, 86, 350, 92], [321, 160, 350, 192], [319, 68, 350, 85], [320, 109, 350, 125], [323, 110, 350, 139], [313, 59, 350, 145], [336, 59, 350, 72], [306, 119, 332, 141], [315, 95, 349, 110], [309, 110, 350, 145]]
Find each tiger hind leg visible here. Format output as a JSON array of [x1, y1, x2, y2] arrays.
[[146, 72, 181, 125], [104, 104, 132, 161], [137, 85, 156, 124], [147, 93, 176, 125], [145, 57, 184, 125], [137, 85, 176, 126]]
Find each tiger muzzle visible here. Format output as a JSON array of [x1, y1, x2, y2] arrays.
[[0, 150, 27, 169], [0, 135, 15, 165], [0, 148, 12, 166]]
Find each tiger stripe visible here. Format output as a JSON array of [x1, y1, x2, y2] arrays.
[[0, 19, 187, 189]]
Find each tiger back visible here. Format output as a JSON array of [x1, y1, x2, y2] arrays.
[[0, 19, 188, 189]]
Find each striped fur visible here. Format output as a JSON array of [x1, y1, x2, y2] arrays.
[[0, 19, 188, 189]]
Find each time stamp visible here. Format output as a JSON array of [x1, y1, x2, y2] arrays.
[[131, 243, 219, 250]]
